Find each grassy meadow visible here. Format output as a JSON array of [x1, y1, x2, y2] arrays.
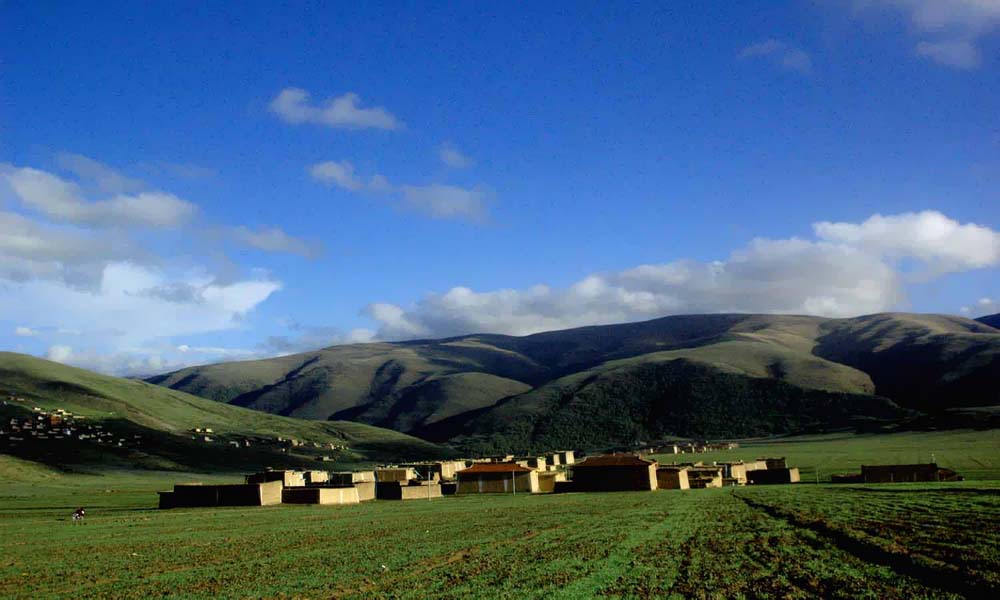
[[651, 429, 1000, 481], [2, 430, 999, 598]]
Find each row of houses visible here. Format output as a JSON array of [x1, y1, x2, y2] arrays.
[[831, 463, 963, 484]]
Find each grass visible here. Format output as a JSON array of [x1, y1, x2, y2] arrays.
[[0, 352, 445, 471], [1, 466, 997, 598], [650, 429, 1000, 481]]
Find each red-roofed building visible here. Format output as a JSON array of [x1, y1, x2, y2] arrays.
[[456, 462, 540, 494], [570, 454, 658, 492]]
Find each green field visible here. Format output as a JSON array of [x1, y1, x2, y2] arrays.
[[1, 469, 996, 599], [2, 431, 998, 598], [651, 429, 1000, 481]]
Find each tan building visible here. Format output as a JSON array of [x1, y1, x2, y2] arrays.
[[555, 450, 576, 465], [570, 454, 658, 492], [861, 463, 960, 483], [715, 462, 748, 485], [537, 471, 567, 493], [456, 463, 540, 494], [159, 481, 283, 508], [687, 466, 723, 489], [376, 480, 443, 500], [656, 466, 690, 490], [375, 467, 415, 482], [303, 470, 329, 484], [747, 467, 800, 485], [282, 486, 360, 505], [329, 471, 375, 484], [246, 470, 305, 488]]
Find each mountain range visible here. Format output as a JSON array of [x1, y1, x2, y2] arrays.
[[147, 312, 1000, 452]]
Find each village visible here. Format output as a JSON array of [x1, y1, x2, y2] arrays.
[[157, 446, 817, 508]]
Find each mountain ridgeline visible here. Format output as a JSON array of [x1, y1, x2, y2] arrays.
[[148, 313, 1000, 453]]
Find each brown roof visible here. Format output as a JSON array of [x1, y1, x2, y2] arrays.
[[573, 454, 656, 468], [457, 462, 533, 475]]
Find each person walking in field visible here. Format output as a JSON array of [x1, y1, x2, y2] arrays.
[[71, 507, 85, 521]]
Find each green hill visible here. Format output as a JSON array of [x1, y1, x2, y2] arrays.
[[0, 352, 447, 472], [146, 313, 1000, 450]]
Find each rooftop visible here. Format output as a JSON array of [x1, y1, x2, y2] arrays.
[[573, 454, 656, 468], [457, 462, 533, 474]]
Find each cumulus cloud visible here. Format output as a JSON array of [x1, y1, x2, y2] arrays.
[[2, 166, 197, 228], [310, 161, 489, 222], [0, 263, 280, 352], [399, 184, 490, 222], [854, 0, 1000, 68], [269, 88, 401, 130], [0, 158, 294, 375], [309, 161, 369, 191], [362, 210, 997, 340], [961, 297, 999, 316], [439, 143, 474, 168], [814, 210, 1000, 272], [231, 226, 321, 258], [739, 40, 813, 74], [55, 153, 145, 194]]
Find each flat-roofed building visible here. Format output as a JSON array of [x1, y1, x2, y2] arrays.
[[656, 466, 690, 490], [456, 463, 540, 494], [570, 454, 658, 492]]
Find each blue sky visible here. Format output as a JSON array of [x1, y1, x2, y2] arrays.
[[1, 1, 998, 373]]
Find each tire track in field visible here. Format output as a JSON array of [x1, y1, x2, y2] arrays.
[[735, 492, 997, 599]]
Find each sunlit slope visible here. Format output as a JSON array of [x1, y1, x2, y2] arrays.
[[147, 313, 1000, 443], [0, 352, 445, 470], [332, 372, 531, 433]]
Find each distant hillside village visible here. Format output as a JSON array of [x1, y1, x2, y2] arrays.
[[0, 395, 350, 460]]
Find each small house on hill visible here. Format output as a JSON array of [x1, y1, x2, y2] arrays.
[[570, 454, 658, 492], [861, 463, 962, 483], [456, 463, 540, 494]]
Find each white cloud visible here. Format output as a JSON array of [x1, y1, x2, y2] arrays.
[[46, 345, 73, 364], [739, 40, 813, 74], [399, 184, 490, 222], [814, 210, 1000, 272], [14, 326, 37, 337], [962, 297, 999, 316], [1, 262, 280, 359], [362, 210, 997, 340], [55, 153, 145, 194], [309, 161, 369, 191], [269, 88, 401, 130], [260, 321, 376, 355], [3, 166, 197, 228], [439, 143, 474, 168], [231, 226, 321, 258], [309, 161, 490, 223], [915, 39, 980, 68], [854, 1, 1000, 68]]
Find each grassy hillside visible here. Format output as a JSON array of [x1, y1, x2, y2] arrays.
[[420, 359, 906, 454], [146, 313, 1000, 448], [0, 352, 446, 472], [815, 313, 1000, 410]]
